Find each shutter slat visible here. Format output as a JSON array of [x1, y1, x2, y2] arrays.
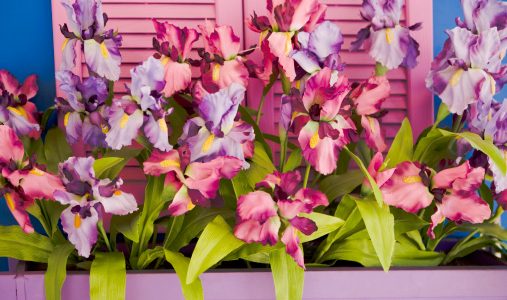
[[103, 3, 215, 19]]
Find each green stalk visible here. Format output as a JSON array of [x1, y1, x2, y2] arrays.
[[255, 92, 267, 126], [303, 164, 311, 188], [442, 229, 479, 265], [375, 62, 388, 76], [98, 221, 113, 252]]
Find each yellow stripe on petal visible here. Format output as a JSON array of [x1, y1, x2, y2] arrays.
[[101, 125, 109, 134], [212, 64, 221, 82], [450, 69, 464, 87], [385, 28, 392, 45], [309, 131, 320, 149], [64, 112, 71, 127], [368, 117, 376, 134], [202, 134, 215, 153], [490, 74, 496, 95], [119, 113, 129, 129], [161, 56, 170, 66], [114, 190, 122, 196], [402, 176, 422, 184], [62, 38, 69, 51], [100, 42, 109, 58], [160, 160, 180, 168], [74, 214, 82, 229], [187, 201, 196, 211], [30, 168, 45, 176], [5, 193, 15, 211], [158, 118, 168, 133], [7, 106, 28, 119], [285, 32, 293, 55]]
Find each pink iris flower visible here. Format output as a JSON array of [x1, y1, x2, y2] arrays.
[[152, 20, 200, 97], [248, 0, 327, 81], [0, 125, 63, 233], [234, 171, 328, 269], [428, 161, 490, 238], [0, 70, 40, 138], [143, 147, 243, 216], [287, 68, 355, 175], [199, 21, 249, 89]]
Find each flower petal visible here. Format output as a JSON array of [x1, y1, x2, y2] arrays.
[[281, 225, 305, 269], [61, 205, 99, 258], [237, 191, 277, 222], [0, 125, 25, 164], [99, 190, 138, 216], [84, 38, 122, 81], [167, 186, 194, 216], [105, 104, 143, 150], [161, 60, 192, 97], [4, 192, 34, 234]]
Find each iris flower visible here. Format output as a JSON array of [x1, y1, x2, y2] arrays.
[[0, 125, 63, 233], [234, 170, 328, 269], [179, 83, 254, 168], [152, 20, 200, 97], [143, 147, 243, 216], [55, 157, 137, 257], [56, 71, 109, 147], [0, 70, 40, 138], [105, 57, 173, 151], [60, 0, 122, 80], [351, 0, 421, 70]]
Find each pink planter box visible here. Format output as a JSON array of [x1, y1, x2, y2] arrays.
[[2, 266, 507, 300]]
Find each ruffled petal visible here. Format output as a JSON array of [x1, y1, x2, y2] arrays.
[[307, 21, 343, 61], [203, 60, 249, 90], [99, 190, 138, 216], [350, 76, 390, 116], [83, 38, 122, 81], [167, 186, 194, 216], [291, 49, 321, 74], [361, 115, 387, 153], [105, 104, 143, 150], [161, 60, 192, 98], [63, 111, 83, 144], [441, 191, 491, 224], [0, 125, 25, 164], [4, 192, 34, 234], [61, 205, 99, 258], [237, 191, 278, 222], [19, 75, 38, 100], [15, 169, 64, 201], [268, 32, 296, 81], [0, 69, 20, 95], [281, 225, 305, 269], [143, 149, 182, 176], [209, 25, 241, 59], [143, 114, 172, 152], [369, 26, 410, 70], [234, 216, 280, 246]]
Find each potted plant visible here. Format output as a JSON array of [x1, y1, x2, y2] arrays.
[[1, 0, 506, 299]]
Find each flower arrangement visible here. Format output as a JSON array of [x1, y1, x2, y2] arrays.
[[0, 0, 506, 299]]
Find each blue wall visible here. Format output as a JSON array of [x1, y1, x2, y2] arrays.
[[0, 0, 505, 271]]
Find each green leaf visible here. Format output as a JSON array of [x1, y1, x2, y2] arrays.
[[93, 157, 124, 179], [186, 215, 244, 284], [0, 226, 54, 262], [90, 252, 126, 300], [385, 118, 413, 168], [270, 247, 304, 300], [413, 129, 454, 167], [299, 212, 343, 243], [283, 149, 303, 172], [443, 236, 497, 264], [40, 106, 56, 132], [344, 147, 384, 207], [225, 243, 282, 264], [111, 211, 141, 243], [44, 128, 72, 172], [239, 106, 273, 160], [355, 196, 395, 271], [27, 200, 66, 240], [391, 208, 428, 237], [167, 98, 189, 145], [433, 102, 450, 129], [439, 130, 507, 175], [45, 242, 74, 300], [319, 170, 363, 201], [459, 223, 507, 240], [164, 250, 204, 300]]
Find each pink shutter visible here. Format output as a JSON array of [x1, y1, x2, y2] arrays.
[[244, 0, 434, 142]]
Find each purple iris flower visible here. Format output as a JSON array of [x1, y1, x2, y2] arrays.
[[179, 83, 254, 168], [105, 56, 173, 151], [60, 0, 122, 80], [54, 157, 137, 257], [56, 71, 109, 147], [427, 26, 506, 115], [456, 0, 507, 34], [291, 21, 345, 74], [351, 0, 421, 70]]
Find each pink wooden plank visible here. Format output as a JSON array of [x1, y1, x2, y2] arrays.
[[406, 0, 434, 137], [108, 19, 215, 33], [103, 3, 215, 19]]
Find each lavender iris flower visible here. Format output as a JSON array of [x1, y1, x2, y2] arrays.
[[105, 57, 173, 151], [60, 0, 122, 80]]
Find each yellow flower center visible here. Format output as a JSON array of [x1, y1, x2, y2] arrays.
[[29, 168, 45, 176], [450, 69, 464, 87], [385, 28, 392, 45], [202, 134, 215, 153], [402, 176, 422, 184], [64, 112, 71, 127], [119, 113, 129, 129], [114, 190, 123, 196], [187, 201, 196, 211], [62, 38, 69, 51], [74, 214, 82, 229], [161, 56, 170, 65], [7, 106, 28, 119], [100, 42, 109, 58], [160, 160, 180, 168], [158, 118, 168, 133], [101, 125, 109, 134], [309, 131, 320, 149], [212, 64, 221, 82], [5, 193, 15, 211]]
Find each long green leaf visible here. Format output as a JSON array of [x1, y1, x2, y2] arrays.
[[93, 157, 124, 179], [90, 252, 126, 300], [165, 250, 204, 300], [439, 130, 507, 174], [0, 226, 54, 262], [344, 147, 384, 207], [45, 243, 75, 300], [44, 127, 72, 172], [186, 216, 244, 283], [299, 213, 343, 243], [27, 200, 66, 240], [283, 149, 303, 172], [385, 118, 413, 168], [319, 170, 363, 201], [239, 106, 273, 160], [111, 211, 141, 243], [433, 102, 450, 129], [270, 247, 305, 300], [413, 129, 454, 167], [355, 197, 395, 271]]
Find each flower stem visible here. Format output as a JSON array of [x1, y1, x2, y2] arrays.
[[452, 114, 463, 132], [255, 92, 267, 126], [303, 164, 311, 188], [375, 62, 388, 76], [98, 221, 113, 252]]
